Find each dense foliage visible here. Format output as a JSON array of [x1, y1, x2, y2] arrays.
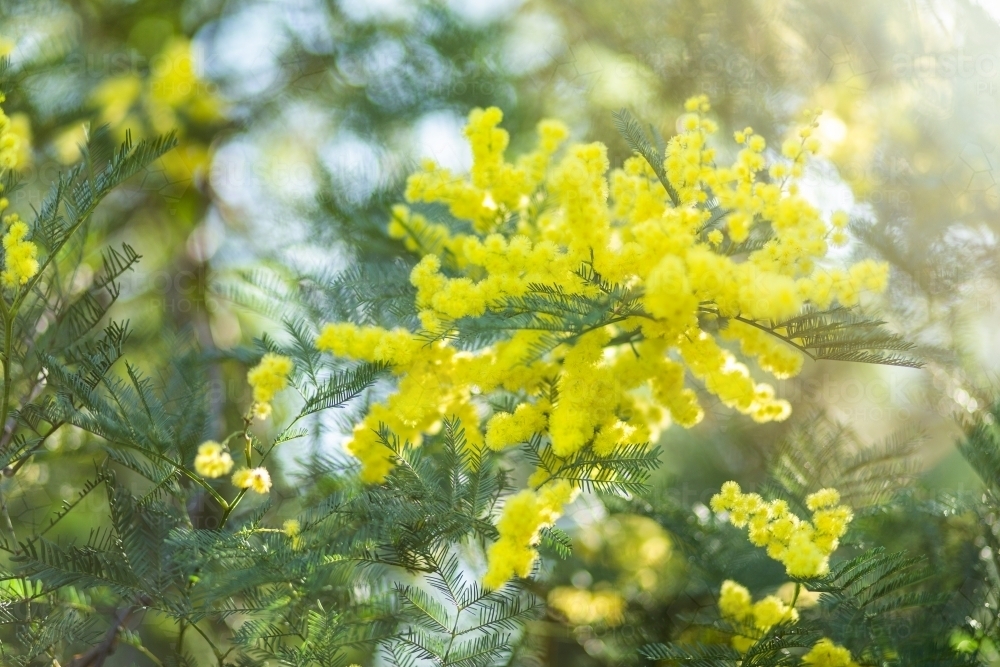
[[0, 1, 999, 666]]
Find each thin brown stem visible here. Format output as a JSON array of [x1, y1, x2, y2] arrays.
[[69, 598, 150, 667]]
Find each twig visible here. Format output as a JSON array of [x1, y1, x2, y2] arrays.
[[69, 596, 152, 667]]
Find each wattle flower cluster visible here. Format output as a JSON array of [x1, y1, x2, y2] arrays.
[[711, 482, 852, 578], [1, 213, 39, 289], [802, 638, 861, 667], [232, 467, 272, 494], [317, 98, 884, 588], [193, 440, 272, 495], [718, 580, 858, 664], [192, 354, 291, 494], [718, 579, 798, 652], [0, 98, 37, 292], [0, 97, 23, 171], [482, 480, 577, 589], [89, 38, 225, 183], [548, 586, 626, 627], [193, 441, 234, 478], [282, 519, 301, 549], [247, 353, 293, 420]]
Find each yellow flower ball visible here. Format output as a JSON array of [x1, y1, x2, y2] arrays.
[[193, 441, 234, 478], [232, 467, 272, 494]]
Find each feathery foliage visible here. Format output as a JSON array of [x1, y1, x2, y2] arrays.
[[0, 55, 978, 667]]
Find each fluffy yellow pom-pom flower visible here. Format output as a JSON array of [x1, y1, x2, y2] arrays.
[[0, 101, 28, 171], [232, 467, 272, 494], [719, 580, 752, 620], [247, 353, 293, 418], [282, 519, 301, 549], [806, 488, 841, 511], [483, 480, 577, 589], [1, 214, 39, 289], [717, 579, 797, 653], [711, 482, 852, 578], [548, 587, 626, 626], [485, 402, 548, 450], [193, 441, 234, 478], [802, 638, 860, 667]]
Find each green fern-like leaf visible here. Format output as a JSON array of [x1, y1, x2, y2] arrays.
[[612, 108, 680, 206]]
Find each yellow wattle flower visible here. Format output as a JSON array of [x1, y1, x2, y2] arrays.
[[316, 99, 891, 484], [282, 519, 301, 549], [313, 98, 889, 592], [548, 587, 625, 627], [711, 482, 853, 578], [0, 100, 23, 171], [193, 441, 234, 478], [802, 638, 861, 667], [1, 214, 39, 289], [0, 100, 38, 292], [483, 480, 578, 589], [247, 353, 293, 419], [232, 467, 272, 494], [717, 579, 798, 652]]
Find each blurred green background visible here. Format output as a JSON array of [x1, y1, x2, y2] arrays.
[[3, 0, 1000, 663]]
